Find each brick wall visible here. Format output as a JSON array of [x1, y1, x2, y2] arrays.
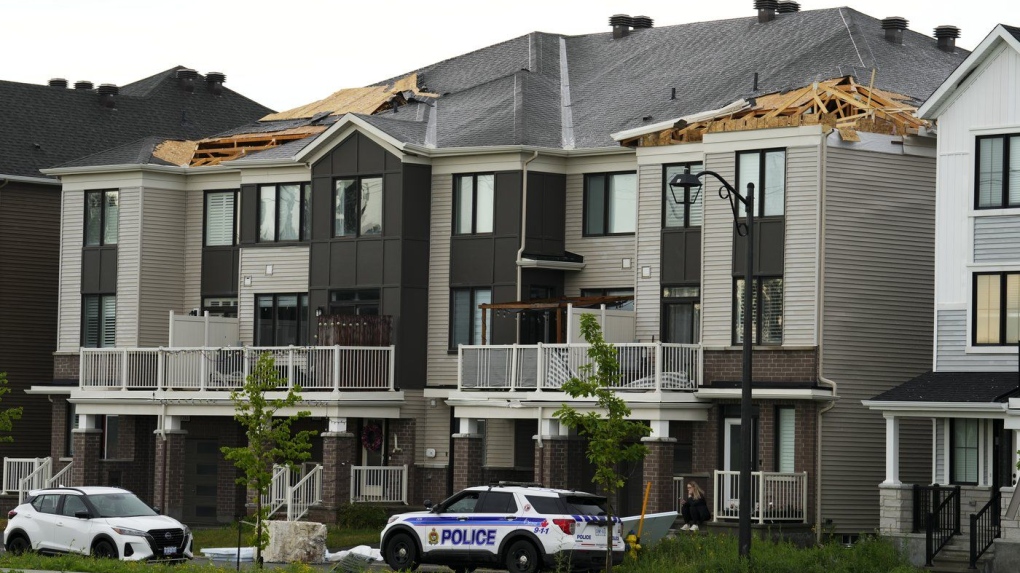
[[642, 439, 677, 514], [52, 352, 79, 380], [388, 418, 417, 502], [703, 348, 818, 386], [322, 432, 357, 511], [419, 465, 450, 505], [50, 398, 69, 460], [153, 431, 187, 520], [71, 430, 102, 486], [453, 435, 484, 490]]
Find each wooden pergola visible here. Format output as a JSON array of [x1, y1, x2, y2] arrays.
[[477, 295, 633, 344]]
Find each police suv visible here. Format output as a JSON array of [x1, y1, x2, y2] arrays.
[[380, 483, 625, 573]]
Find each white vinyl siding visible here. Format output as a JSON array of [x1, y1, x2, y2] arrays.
[[58, 192, 84, 352], [427, 173, 457, 386], [635, 163, 664, 341], [700, 152, 737, 345], [116, 188, 141, 347], [138, 187, 188, 346], [237, 246, 310, 345], [936, 309, 1019, 370], [974, 216, 1020, 263], [485, 418, 515, 467], [183, 189, 204, 311], [564, 173, 636, 297]]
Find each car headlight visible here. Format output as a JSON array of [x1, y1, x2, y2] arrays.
[[111, 527, 152, 539], [387, 516, 399, 524]]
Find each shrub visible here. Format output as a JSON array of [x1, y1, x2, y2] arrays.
[[336, 503, 388, 529]]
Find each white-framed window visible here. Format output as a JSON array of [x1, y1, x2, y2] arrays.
[[450, 288, 492, 348], [951, 418, 979, 485], [584, 172, 637, 235], [736, 149, 785, 217], [204, 190, 237, 246], [975, 134, 1020, 209], [663, 162, 703, 228], [335, 177, 383, 237], [83, 294, 116, 348], [973, 272, 1019, 346], [454, 174, 495, 234], [734, 277, 783, 345], [85, 190, 119, 246], [259, 183, 311, 242], [775, 407, 795, 472], [662, 286, 700, 344]]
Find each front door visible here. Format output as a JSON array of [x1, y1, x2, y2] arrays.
[[183, 439, 221, 524], [360, 419, 387, 499], [722, 417, 758, 518]]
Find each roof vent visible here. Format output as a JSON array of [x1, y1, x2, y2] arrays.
[[755, 0, 778, 23], [777, 1, 800, 13], [48, 78, 68, 89], [609, 14, 633, 39], [881, 17, 908, 44], [935, 25, 961, 52], [74, 80, 94, 91], [97, 84, 118, 108], [205, 71, 226, 95], [176, 68, 198, 92], [631, 16, 653, 30]]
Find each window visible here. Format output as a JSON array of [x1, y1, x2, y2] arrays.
[[102, 415, 119, 459], [477, 491, 518, 513], [973, 272, 1019, 345], [205, 191, 236, 246], [65, 401, 77, 457], [83, 294, 116, 347], [85, 190, 119, 246], [203, 297, 238, 318], [736, 150, 785, 217], [451, 288, 491, 348], [444, 491, 481, 513], [61, 494, 88, 517], [584, 172, 637, 235], [335, 177, 383, 237], [329, 289, 380, 315], [454, 174, 494, 234], [663, 163, 703, 228], [31, 494, 60, 514], [662, 286, 700, 344], [255, 294, 309, 346], [734, 278, 783, 345], [975, 134, 1020, 209], [951, 419, 979, 484], [580, 287, 634, 311], [775, 407, 795, 472], [258, 183, 311, 242]]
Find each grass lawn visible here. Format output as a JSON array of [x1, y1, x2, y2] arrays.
[[190, 521, 379, 551]]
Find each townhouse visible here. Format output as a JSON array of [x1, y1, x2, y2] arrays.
[[865, 24, 1020, 571], [11, 2, 967, 539], [0, 68, 270, 501]]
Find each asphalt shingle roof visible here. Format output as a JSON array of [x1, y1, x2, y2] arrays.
[[1004, 24, 1020, 42], [0, 66, 273, 178], [360, 7, 967, 149], [870, 371, 1020, 403]]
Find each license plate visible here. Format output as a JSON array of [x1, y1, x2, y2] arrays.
[[592, 526, 606, 537], [163, 547, 178, 556]]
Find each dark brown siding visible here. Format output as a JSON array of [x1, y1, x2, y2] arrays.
[[661, 229, 701, 283], [0, 182, 61, 457], [524, 172, 566, 256]]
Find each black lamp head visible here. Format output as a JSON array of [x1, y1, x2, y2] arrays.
[[668, 169, 703, 205]]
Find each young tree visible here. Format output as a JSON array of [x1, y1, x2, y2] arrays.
[[554, 313, 651, 572], [221, 352, 316, 566], [0, 372, 24, 442]]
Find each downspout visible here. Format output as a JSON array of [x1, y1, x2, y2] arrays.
[[516, 151, 540, 339], [815, 132, 838, 542]]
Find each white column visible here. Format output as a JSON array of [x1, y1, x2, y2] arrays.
[[162, 415, 183, 431], [328, 417, 348, 433], [883, 415, 901, 485], [78, 414, 99, 430], [459, 418, 479, 435], [648, 420, 670, 440]]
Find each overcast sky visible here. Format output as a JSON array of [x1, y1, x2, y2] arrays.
[[4, 0, 1013, 112]]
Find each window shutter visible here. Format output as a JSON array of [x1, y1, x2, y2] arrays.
[[205, 192, 235, 246], [101, 296, 117, 348], [978, 138, 1003, 207], [84, 296, 100, 347], [1010, 136, 1020, 206]]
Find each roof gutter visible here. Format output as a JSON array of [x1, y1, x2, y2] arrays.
[[517, 151, 540, 340], [402, 143, 631, 159], [610, 99, 752, 142], [861, 400, 1009, 414], [815, 131, 838, 542], [1, 174, 61, 186], [40, 163, 239, 177]]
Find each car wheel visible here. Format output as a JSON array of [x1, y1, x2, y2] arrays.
[[505, 539, 541, 573], [93, 539, 119, 559], [5, 533, 31, 554], [384, 532, 419, 571]]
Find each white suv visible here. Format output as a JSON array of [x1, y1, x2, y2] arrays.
[[380, 483, 625, 573], [3, 486, 193, 562]]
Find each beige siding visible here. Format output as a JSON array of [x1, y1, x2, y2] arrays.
[[820, 146, 936, 533], [237, 246, 310, 344], [183, 189, 204, 310], [563, 173, 637, 296], [484, 418, 515, 467], [57, 191, 84, 352], [138, 187, 188, 346], [427, 173, 457, 386], [421, 398, 453, 466], [700, 152, 736, 346], [635, 163, 662, 341], [783, 145, 820, 346], [117, 187, 141, 347]]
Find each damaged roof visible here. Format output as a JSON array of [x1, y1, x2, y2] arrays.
[[1, 66, 273, 179]]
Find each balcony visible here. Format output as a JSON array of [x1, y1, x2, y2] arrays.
[[457, 342, 701, 392], [78, 346, 395, 391]]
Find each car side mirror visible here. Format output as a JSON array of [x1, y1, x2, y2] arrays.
[[153, 506, 163, 515], [74, 510, 92, 519], [423, 500, 433, 510]]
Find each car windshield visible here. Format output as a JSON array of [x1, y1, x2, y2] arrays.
[[563, 495, 608, 516], [88, 493, 158, 518]]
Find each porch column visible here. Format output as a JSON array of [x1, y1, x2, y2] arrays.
[[71, 414, 102, 487], [322, 417, 356, 509], [642, 421, 676, 514], [883, 414, 900, 485], [388, 418, 416, 504], [453, 418, 484, 491], [535, 418, 572, 490], [152, 416, 187, 519]]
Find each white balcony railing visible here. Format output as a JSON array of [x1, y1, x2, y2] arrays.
[[458, 342, 701, 392], [79, 346, 395, 391], [351, 465, 407, 504], [287, 465, 322, 521], [712, 470, 808, 523], [2, 457, 74, 503]]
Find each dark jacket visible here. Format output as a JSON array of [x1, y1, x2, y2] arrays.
[[683, 495, 711, 522]]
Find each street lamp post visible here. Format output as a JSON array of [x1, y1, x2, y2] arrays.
[[669, 168, 755, 558]]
